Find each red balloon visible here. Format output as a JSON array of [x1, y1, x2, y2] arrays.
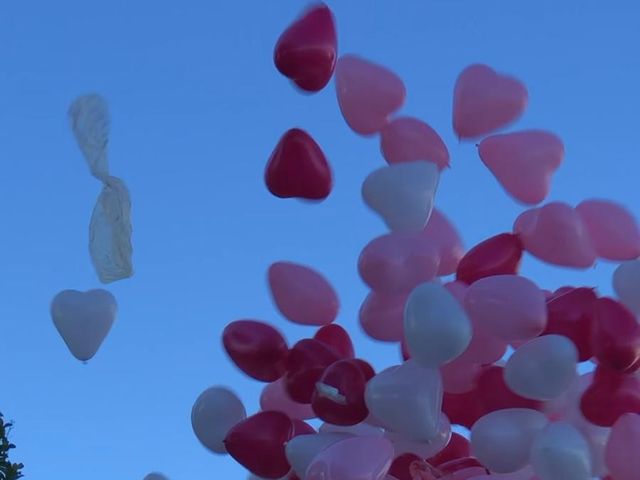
[[273, 3, 337, 92], [314, 324, 355, 358], [580, 366, 640, 427], [401, 338, 411, 361], [427, 432, 471, 466], [456, 233, 523, 285], [389, 453, 422, 480], [285, 339, 341, 403], [477, 365, 543, 413], [222, 320, 288, 382], [442, 389, 485, 429], [292, 419, 316, 436], [265, 128, 333, 200], [593, 297, 640, 373], [543, 286, 597, 361], [224, 411, 294, 479], [311, 359, 369, 425], [351, 358, 375, 381]]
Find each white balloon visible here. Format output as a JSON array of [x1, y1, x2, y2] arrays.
[[50, 289, 117, 362], [613, 259, 640, 315], [143, 474, 169, 480], [365, 360, 442, 442], [362, 160, 439, 232], [319, 422, 384, 437], [385, 413, 451, 458], [471, 408, 548, 473], [191, 386, 246, 454], [285, 432, 352, 478], [505, 335, 578, 400], [68, 94, 110, 181], [404, 282, 472, 367], [531, 422, 591, 480]]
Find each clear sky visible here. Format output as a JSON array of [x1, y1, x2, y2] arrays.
[[1, 1, 639, 479]]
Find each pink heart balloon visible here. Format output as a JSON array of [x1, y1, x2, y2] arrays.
[[359, 291, 407, 342], [453, 64, 528, 140], [513, 202, 597, 268], [576, 199, 640, 261], [478, 130, 564, 205], [380, 117, 450, 170], [260, 378, 316, 420], [421, 208, 465, 276], [268, 261, 339, 326], [336, 54, 406, 135], [305, 436, 394, 480], [605, 413, 640, 480]]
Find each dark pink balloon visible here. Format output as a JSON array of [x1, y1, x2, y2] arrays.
[[453, 64, 528, 140], [358, 232, 440, 294], [478, 130, 564, 205], [576, 199, 640, 261], [477, 365, 543, 413], [593, 297, 640, 373], [442, 389, 485, 429], [580, 366, 640, 427], [359, 291, 407, 342], [314, 324, 354, 358], [456, 233, 524, 285], [380, 117, 450, 170], [292, 419, 316, 436], [222, 320, 289, 382], [269, 261, 339, 326], [420, 208, 465, 276], [285, 339, 342, 403], [605, 413, 640, 480], [428, 432, 471, 466], [389, 453, 422, 480], [335, 54, 406, 135], [260, 378, 316, 420]]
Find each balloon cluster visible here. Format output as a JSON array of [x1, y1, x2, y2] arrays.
[[191, 4, 640, 480]]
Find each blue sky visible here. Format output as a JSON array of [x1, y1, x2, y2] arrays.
[[1, 1, 639, 479]]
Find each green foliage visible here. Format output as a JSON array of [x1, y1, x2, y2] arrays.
[[0, 413, 23, 480]]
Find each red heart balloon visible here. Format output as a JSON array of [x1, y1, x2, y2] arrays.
[[265, 128, 333, 200], [351, 358, 375, 381], [285, 339, 341, 403], [442, 389, 485, 429], [477, 365, 543, 413], [580, 366, 640, 427], [311, 359, 369, 425], [292, 419, 316, 436], [314, 324, 354, 358], [224, 411, 294, 479], [543, 286, 597, 361], [222, 320, 288, 382], [273, 3, 337, 92], [455, 233, 523, 285], [427, 432, 471, 466], [389, 453, 422, 480], [593, 297, 640, 373]]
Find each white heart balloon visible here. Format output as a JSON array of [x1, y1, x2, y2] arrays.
[[50, 289, 117, 362], [404, 282, 472, 367], [531, 422, 591, 480], [319, 422, 384, 437], [362, 160, 440, 232], [285, 432, 352, 478], [365, 360, 442, 442], [613, 259, 640, 315], [191, 386, 246, 454], [504, 334, 578, 400], [385, 413, 451, 458]]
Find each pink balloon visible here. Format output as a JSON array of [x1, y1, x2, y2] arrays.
[[453, 64, 528, 140], [576, 199, 640, 261], [441, 357, 481, 394], [358, 232, 440, 294], [478, 130, 564, 205], [380, 117, 450, 170], [444, 281, 468, 303], [605, 413, 640, 480], [268, 261, 339, 326], [421, 209, 465, 276], [464, 275, 547, 342], [359, 291, 407, 342], [514, 202, 597, 268], [260, 378, 316, 420], [335, 54, 406, 135], [305, 436, 394, 480]]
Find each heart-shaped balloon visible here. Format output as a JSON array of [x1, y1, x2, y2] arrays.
[[605, 413, 640, 480], [50, 289, 117, 362], [477, 365, 543, 413], [580, 366, 640, 427], [513, 202, 597, 268], [380, 117, 450, 170], [222, 320, 289, 382], [365, 360, 443, 442], [442, 389, 486, 429], [285, 339, 342, 403], [191, 386, 247, 454], [319, 420, 384, 437], [592, 297, 640, 373], [335, 54, 406, 135], [273, 4, 337, 92], [268, 261, 339, 326], [427, 432, 471, 467], [453, 64, 528, 140], [285, 432, 353, 478], [224, 411, 295, 479], [420, 208, 465, 276], [143, 474, 169, 480], [260, 378, 315, 420], [456, 233, 524, 285], [404, 282, 472, 367], [613, 259, 640, 315], [530, 422, 592, 480], [359, 291, 407, 342], [265, 129, 333, 200], [478, 130, 564, 204], [576, 199, 640, 261], [362, 160, 440, 232], [314, 324, 355, 358], [384, 413, 452, 458]]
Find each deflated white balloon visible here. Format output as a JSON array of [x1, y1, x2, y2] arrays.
[[531, 422, 591, 480], [404, 282, 472, 367], [613, 259, 640, 315], [50, 289, 117, 362], [286, 433, 352, 478], [365, 360, 442, 442], [505, 335, 578, 400], [68, 94, 110, 180], [191, 386, 246, 454], [362, 160, 439, 232], [471, 408, 548, 473], [143, 474, 169, 480]]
